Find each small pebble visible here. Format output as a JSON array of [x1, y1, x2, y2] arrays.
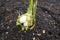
[[45, 11, 48, 13], [5, 32, 8, 34], [33, 37, 35, 40], [48, 15, 51, 17], [37, 33, 41, 36], [50, 4, 53, 7], [7, 26, 10, 29], [33, 33, 35, 35], [54, 26, 56, 29], [43, 30, 45, 33], [57, 7, 60, 9], [24, 31, 26, 33], [9, 20, 12, 23]]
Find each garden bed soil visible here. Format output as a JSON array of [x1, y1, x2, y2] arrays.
[[0, 0, 60, 40]]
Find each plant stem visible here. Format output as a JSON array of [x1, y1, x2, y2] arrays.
[[27, 0, 33, 15], [33, 0, 38, 16], [27, 0, 38, 16]]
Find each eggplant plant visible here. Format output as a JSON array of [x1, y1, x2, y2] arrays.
[[16, 0, 38, 31]]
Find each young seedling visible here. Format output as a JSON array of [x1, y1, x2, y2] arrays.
[[16, 0, 38, 31]]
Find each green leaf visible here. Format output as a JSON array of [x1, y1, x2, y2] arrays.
[[16, 19, 20, 25], [16, 15, 21, 25]]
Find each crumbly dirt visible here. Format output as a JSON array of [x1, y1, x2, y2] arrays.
[[0, 0, 60, 40]]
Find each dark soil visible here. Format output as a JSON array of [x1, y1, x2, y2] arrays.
[[0, 0, 60, 40]]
